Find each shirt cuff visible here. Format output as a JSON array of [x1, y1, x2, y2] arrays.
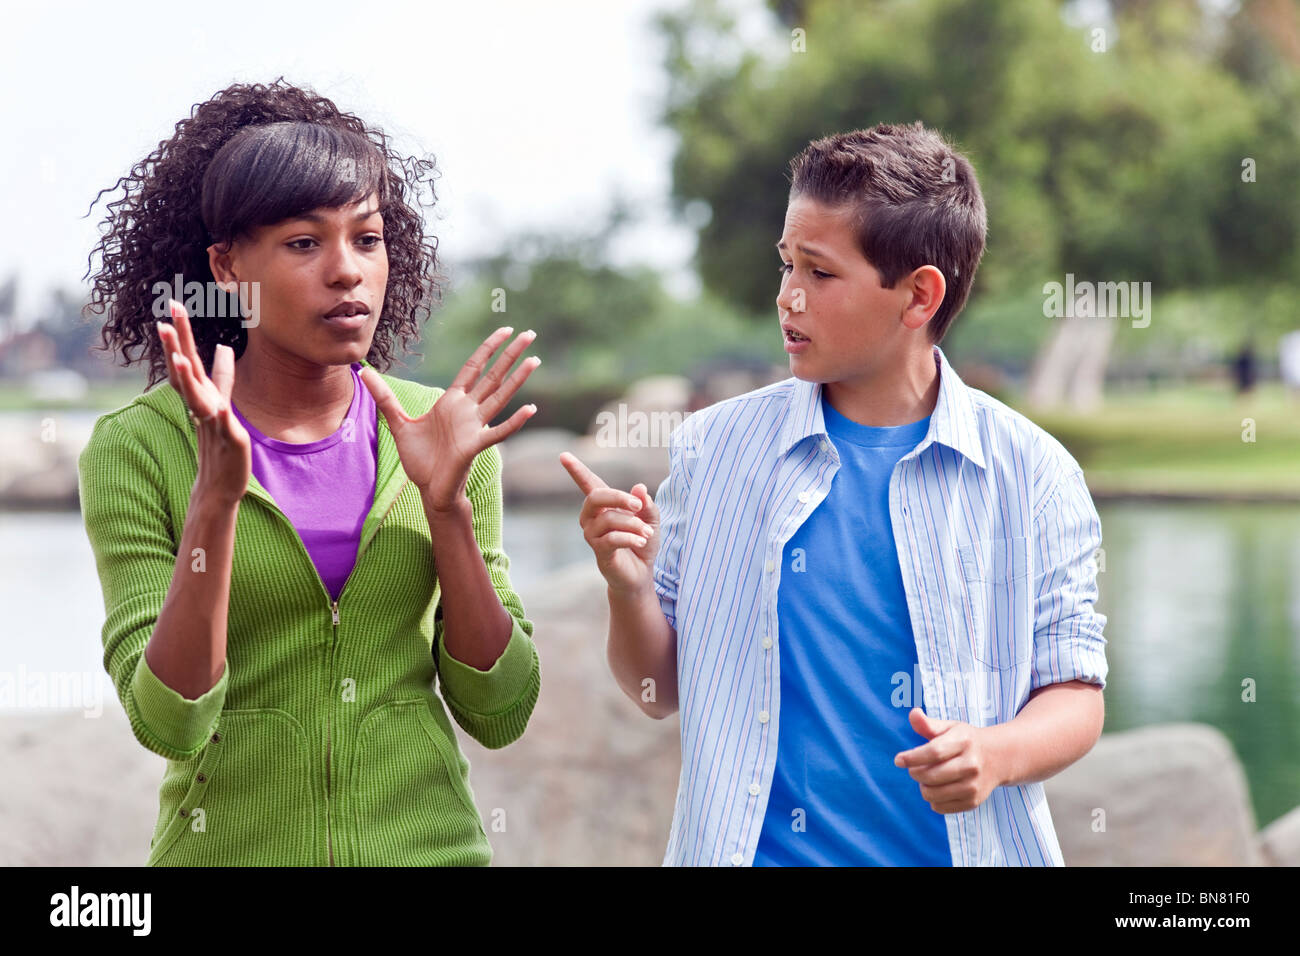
[[130, 653, 228, 756], [1031, 629, 1108, 692], [437, 615, 536, 716]]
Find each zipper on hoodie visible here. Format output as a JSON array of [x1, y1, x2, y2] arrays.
[[326, 597, 340, 867], [226, 478, 405, 868], [320, 483, 405, 868]]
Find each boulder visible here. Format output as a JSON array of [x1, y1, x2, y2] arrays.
[[1045, 722, 1267, 866]]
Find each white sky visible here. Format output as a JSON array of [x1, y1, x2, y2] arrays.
[[0, 0, 725, 323]]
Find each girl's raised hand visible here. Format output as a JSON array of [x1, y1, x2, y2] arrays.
[[158, 298, 251, 506], [361, 326, 540, 512]]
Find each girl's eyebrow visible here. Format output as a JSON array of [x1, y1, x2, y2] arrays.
[[288, 207, 383, 224]]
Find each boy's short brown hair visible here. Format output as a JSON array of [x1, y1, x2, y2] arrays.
[[788, 122, 987, 343]]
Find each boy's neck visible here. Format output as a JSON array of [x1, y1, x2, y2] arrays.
[[821, 346, 940, 427]]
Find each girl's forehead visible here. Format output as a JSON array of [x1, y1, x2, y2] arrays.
[[276, 195, 385, 227]]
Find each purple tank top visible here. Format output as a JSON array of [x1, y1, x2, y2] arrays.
[[231, 362, 378, 602]]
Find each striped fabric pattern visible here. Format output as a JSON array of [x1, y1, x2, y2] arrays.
[[652, 345, 1108, 866], [77, 359, 539, 866]]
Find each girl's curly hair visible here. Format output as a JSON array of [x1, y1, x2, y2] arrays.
[[82, 76, 441, 389]]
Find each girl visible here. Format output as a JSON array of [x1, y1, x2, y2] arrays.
[[78, 77, 541, 866]]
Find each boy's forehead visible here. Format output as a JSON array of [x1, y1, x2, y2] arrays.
[[780, 196, 858, 251]]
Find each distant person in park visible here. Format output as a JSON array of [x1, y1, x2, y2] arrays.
[[1232, 339, 1258, 395], [77, 78, 541, 866], [562, 122, 1108, 866]]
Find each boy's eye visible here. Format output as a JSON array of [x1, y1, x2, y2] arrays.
[[812, 269, 832, 279], [778, 261, 793, 274]]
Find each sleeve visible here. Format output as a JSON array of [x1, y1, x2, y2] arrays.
[[433, 442, 540, 750], [651, 413, 698, 632], [1029, 466, 1109, 692], [77, 414, 229, 761]]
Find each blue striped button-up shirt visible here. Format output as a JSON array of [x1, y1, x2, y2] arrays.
[[652, 344, 1108, 866]]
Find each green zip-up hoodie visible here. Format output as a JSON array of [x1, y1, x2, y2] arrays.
[[76, 359, 540, 866]]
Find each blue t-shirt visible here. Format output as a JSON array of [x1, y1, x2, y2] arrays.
[[752, 393, 951, 866]]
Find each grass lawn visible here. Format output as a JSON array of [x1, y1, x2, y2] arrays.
[[1024, 382, 1300, 501], [0, 380, 146, 413]]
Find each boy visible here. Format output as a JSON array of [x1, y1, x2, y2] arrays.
[[560, 122, 1107, 866]]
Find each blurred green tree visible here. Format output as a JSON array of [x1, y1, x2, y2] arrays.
[[657, 0, 1300, 404]]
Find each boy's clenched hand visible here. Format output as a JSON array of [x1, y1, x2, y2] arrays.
[[894, 707, 1002, 814]]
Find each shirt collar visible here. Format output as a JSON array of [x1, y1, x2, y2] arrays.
[[777, 344, 987, 470]]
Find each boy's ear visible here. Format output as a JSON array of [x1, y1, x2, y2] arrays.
[[900, 265, 946, 332]]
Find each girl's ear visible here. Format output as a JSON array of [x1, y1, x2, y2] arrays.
[[207, 242, 239, 287]]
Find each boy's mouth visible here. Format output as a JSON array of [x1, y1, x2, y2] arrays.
[[783, 326, 809, 342]]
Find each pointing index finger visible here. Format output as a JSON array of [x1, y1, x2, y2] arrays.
[[558, 452, 607, 496]]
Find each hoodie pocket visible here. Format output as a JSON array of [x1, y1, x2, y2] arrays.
[[147, 708, 317, 866], [349, 697, 489, 866]]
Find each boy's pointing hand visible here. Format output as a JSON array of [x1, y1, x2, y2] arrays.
[[559, 452, 660, 595], [894, 707, 1001, 814]]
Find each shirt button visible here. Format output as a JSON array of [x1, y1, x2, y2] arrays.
[[758, 711, 770, 723], [748, 783, 760, 796], [765, 561, 775, 573], [211, 732, 221, 743], [196, 773, 206, 783], [798, 491, 811, 504], [762, 636, 772, 649], [731, 852, 744, 865]]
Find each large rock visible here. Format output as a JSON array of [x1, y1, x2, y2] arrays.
[[458, 561, 681, 866], [499, 428, 585, 504], [0, 412, 92, 509], [500, 376, 693, 504], [1045, 722, 1268, 866], [1258, 804, 1300, 866]]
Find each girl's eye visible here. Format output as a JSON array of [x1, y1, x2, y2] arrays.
[[287, 236, 383, 250], [813, 269, 832, 279], [778, 262, 793, 274]]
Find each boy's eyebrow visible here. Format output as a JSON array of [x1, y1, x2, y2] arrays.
[[775, 240, 833, 260]]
